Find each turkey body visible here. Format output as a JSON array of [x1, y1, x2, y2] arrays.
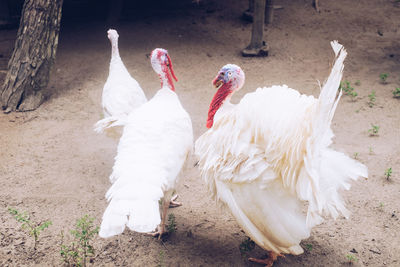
[[99, 87, 193, 237], [95, 29, 147, 135], [101, 52, 147, 119], [195, 42, 368, 255]]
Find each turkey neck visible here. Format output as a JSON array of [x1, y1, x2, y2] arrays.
[[206, 83, 233, 128], [159, 65, 175, 91], [110, 38, 120, 60]]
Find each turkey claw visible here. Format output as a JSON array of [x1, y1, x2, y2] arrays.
[[169, 194, 182, 208], [148, 226, 166, 240]]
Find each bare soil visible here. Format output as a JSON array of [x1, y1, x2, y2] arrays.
[[1, 0, 399, 266]]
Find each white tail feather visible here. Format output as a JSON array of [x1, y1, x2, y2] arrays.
[[305, 149, 368, 228], [315, 41, 347, 144], [99, 198, 160, 238], [302, 41, 368, 227]]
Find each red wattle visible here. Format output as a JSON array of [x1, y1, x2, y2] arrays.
[[206, 83, 232, 128], [162, 65, 175, 91], [166, 54, 178, 81]]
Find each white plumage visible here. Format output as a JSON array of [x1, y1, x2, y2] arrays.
[[195, 41, 367, 262], [94, 29, 147, 134], [99, 48, 193, 238]]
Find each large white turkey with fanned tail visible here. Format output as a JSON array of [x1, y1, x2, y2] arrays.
[[94, 29, 147, 136], [99, 48, 193, 238], [195, 41, 367, 266]]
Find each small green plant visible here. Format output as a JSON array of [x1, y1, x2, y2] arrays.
[[60, 231, 79, 265], [353, 152, 359, 160], [239, 237, 255, 256], [379, 73, 389, 84], [60, 215, 99, 267], [367, 91, 376, 107], [8, 207, 52, 251], [346, 254, 358, 264], [157, 250, 166, 267], [339, 81, 358, 101], [305, 243, 313, 252], [378, 202, 384, 211], [385, 167, 392, 180], [368, 146, 374, 154], [368, 124, 380, 136], [167, 213, 177, 234], [355, 80, 361, 86], [340, 81, 351, 94], [348, 91, 358, 101], [393, 88, 400, 98]]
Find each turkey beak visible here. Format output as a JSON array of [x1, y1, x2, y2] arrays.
[[212, 75, 224, 89], [166, 54, 178, 82]]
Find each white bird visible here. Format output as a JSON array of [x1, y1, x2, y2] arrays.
[[195, 41, 367, 266], [94, 29, 147, 135], [99, 48, 193, 238]]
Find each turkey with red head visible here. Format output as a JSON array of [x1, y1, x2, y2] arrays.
[[99, 48, 193, 238], [195, 41, 367, 266]]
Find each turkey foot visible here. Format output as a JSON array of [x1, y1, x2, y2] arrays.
[[148, 224, 166, 239], [169, 194, 182, 208], [249, 252, 284, 267]]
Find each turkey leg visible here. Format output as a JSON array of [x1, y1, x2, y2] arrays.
[[149, 197, 170, 239]]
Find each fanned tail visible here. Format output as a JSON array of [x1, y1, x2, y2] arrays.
[[297, 41, 368, 228]]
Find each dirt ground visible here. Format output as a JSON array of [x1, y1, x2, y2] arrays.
[[0, 0, 399, 266]]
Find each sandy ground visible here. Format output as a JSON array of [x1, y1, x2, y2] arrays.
[[0, 0, 399, 266]]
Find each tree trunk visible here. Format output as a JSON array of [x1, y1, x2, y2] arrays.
[[1, 0, 63, 113]]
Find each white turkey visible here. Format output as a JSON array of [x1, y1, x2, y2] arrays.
[[99, 48, 193, 238], [195, 41, 367, 266], [94, 29, 147, 136]]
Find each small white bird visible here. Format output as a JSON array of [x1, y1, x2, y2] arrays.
[[94, 29, 147, 135], [99, 48, 193, 238], [195, 41, 367, 266]]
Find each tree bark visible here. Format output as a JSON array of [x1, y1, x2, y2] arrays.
[[1, 0, 63, 113]]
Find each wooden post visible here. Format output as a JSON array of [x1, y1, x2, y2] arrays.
[[265, 0, 274, 25], [242, 0, 268, 57]]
